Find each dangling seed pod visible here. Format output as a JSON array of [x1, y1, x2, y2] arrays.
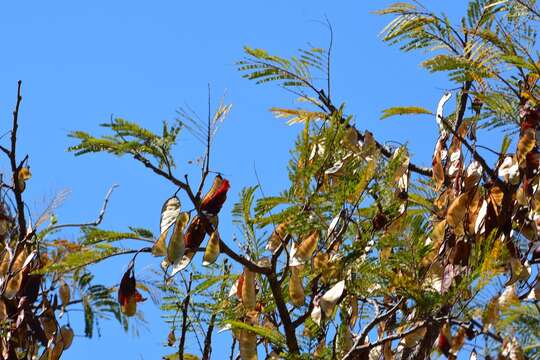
[[17, 167, 31, 192], [59, 282, 70, 307], [238, 327, 257, 360], [203, 231, 220, 266], [59, 326, 74, 350], [117, 264, 145, 317], [241, 268, 256, 311], [266, 222, 289, 253], [292, 232, 319, 264], [201, 175, 231, 215], [4, 248, 28, 299], [289, 265, 304, 307], [167, 212, 190, 266]]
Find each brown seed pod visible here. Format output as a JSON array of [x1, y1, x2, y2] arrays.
[[289, 266, 304, 307], [241, 269, 256, 311]]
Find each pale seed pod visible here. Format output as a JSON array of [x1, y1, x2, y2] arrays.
[[202, 231, 220, 266], [241, 269, 256, 311], [320, 280, 346, 318], [289, 266, 304, 306], [238, 329, 257, 360], [59, 326, 74, 350]]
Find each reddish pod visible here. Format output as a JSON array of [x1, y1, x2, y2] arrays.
[[436, 330, 451, 357], [117, 264, 145, 317], [201, 176, 230, 215]]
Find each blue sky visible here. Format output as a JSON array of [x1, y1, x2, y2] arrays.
[[0, 1, 472, 359]]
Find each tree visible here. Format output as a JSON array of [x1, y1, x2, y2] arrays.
[[0, 82, 129, 360], [2, 0, 540, 359]]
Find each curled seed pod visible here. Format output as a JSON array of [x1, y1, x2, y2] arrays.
[[234, 274, 245, 299], [289, 266, 304, 307], [201, 176, 231, 215], [320, 280, 346, 318], [203, 231, 220, 266], [241, 269, 256, 311]]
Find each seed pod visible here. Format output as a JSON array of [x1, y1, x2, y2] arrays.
[[167, 329, 176, 346], [320, 280, 345, 318], [313, 252, 329, 271], [233, 274, 245, 299], [203, 231, 220, 266], [17, 167, 31, 192], [238, 329, 257, 360], [0, 299, 6, 322], [241, 269, 256, 311], [201, 175, 223, 205], [201, 176, 230, 215], [266, 222, 288, 253], [184, 215, 208, 251], [4, 248, 29, 299], [118, 264, 145, 317], [41, 307, 57, 339], [59, 282, 70, 306], [289, 266, 304, 307], [167, 212, 190, 265], [160, 197, 181, 234], [292, 232, 319, 264], [403, 325, 427, 347], [60, 326, 74, 350], [49, 339, 64, 360]]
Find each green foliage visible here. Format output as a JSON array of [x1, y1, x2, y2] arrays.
[[69, 117, 182, 169], [380, 106, 433, 119]]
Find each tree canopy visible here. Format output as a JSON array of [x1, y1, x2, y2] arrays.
[[1, 1, 540, 359]]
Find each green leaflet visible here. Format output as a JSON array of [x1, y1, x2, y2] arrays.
[[35, 244, 131, 274], [225, 320, 285, 346], [380, 106, 433, 120]]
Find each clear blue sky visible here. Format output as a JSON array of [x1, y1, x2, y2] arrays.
[[0, 1, 471, 359]]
